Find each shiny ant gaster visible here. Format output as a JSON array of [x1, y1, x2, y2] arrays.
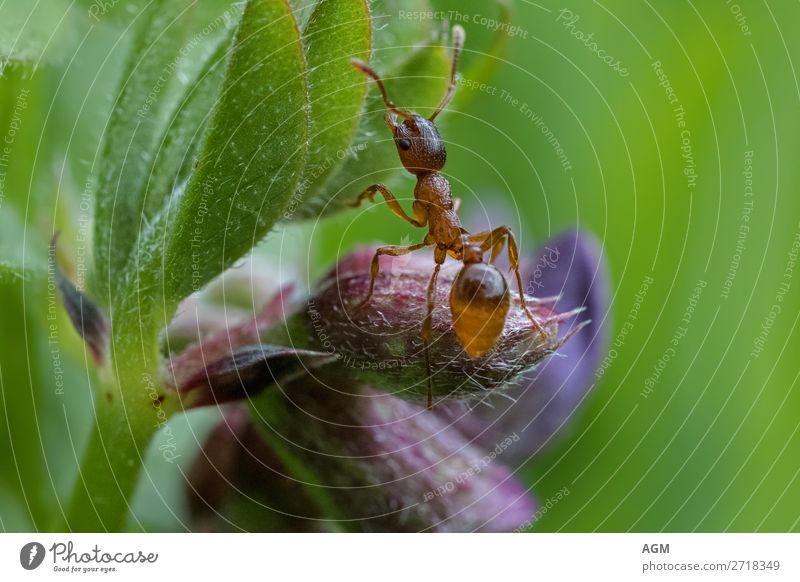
[[348, 25, 543, 409]]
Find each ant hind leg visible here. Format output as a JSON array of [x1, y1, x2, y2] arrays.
[[470, 226, 544, 334], [421, 247, 447, 410]]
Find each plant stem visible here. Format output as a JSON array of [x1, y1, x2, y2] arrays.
[[60, 312, 169, 532]]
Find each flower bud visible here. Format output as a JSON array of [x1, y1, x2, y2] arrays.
[[275, 248, 583, 405]]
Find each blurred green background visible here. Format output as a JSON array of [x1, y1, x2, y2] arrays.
[[1, 0, 798, 531]]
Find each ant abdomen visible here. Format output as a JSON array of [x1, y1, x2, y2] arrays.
[[449, 262, 510, 358]]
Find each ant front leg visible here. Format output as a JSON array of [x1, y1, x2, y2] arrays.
[[353, 242, 430, 312], [346, 183, 426, 228], [468, 226, 544, 333], [421, 246, 447, 410]]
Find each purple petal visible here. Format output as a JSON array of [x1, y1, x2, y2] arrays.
[[176, 344, 335, 408], [166, 284, 295, 389], [251, 379, 537, 532], [186, 406, 319, 532], [439, 229, 610, 461]]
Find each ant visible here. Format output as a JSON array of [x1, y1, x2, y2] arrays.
[[348, 25, 543, 409]]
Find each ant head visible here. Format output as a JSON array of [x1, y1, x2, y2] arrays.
[[352, 26, 465, 174], [386, 114, 446, 174]]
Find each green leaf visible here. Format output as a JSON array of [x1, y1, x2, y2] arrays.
[[0, 260, 30, 283], [0, 271, 52, 527], [150, 0, 310, 309], [145, 28, 237, 219], [285, 0, 371, 219], [91, 0, 198, 302], [0, 0, 74, 73]]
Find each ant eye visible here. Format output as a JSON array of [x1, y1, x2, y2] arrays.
[[398, 138, 412, 151]]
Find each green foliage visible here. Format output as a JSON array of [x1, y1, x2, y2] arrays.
[[152, 0, 309, 308], [293, 0, 371, 213], [94, 0, 459, 316], [91, 0, 200, 301], [0, 0, 74, 72]]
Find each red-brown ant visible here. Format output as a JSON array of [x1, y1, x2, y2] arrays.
[[348, 25, 543, 409]]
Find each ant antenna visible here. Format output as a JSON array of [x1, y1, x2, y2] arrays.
[[351, 59, 412, 120], [430, 25, 465, 121]]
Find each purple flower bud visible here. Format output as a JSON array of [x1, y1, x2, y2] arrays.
[[176, 344, 335, 408], [276, 246, 585, 405], [165, 285, 335, 408], [186, 406, 319, 532], [194, 382, 536, 532]]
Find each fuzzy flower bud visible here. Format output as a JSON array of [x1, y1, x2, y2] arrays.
[[274, 248, 585, 405]]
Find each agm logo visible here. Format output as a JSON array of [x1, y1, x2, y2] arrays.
[[20, 542, 46, 570]]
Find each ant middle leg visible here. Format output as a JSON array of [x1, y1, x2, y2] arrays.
[[467, 226, 544, 333], [421, 246, 447, 410], [352, 242, 430, 311], [346, 183, 425, 228]]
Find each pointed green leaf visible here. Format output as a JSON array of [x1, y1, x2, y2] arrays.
[[149, 0, 309, 308], [146, 29, 237, 219], [91, 0, 197, 301], [286, 0, 371, 219], [0, 0, 74, 73]]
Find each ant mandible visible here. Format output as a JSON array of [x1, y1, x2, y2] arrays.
[[348, 25, 543, 409]]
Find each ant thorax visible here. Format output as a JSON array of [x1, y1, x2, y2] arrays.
[[414, 173, 463, 248]]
